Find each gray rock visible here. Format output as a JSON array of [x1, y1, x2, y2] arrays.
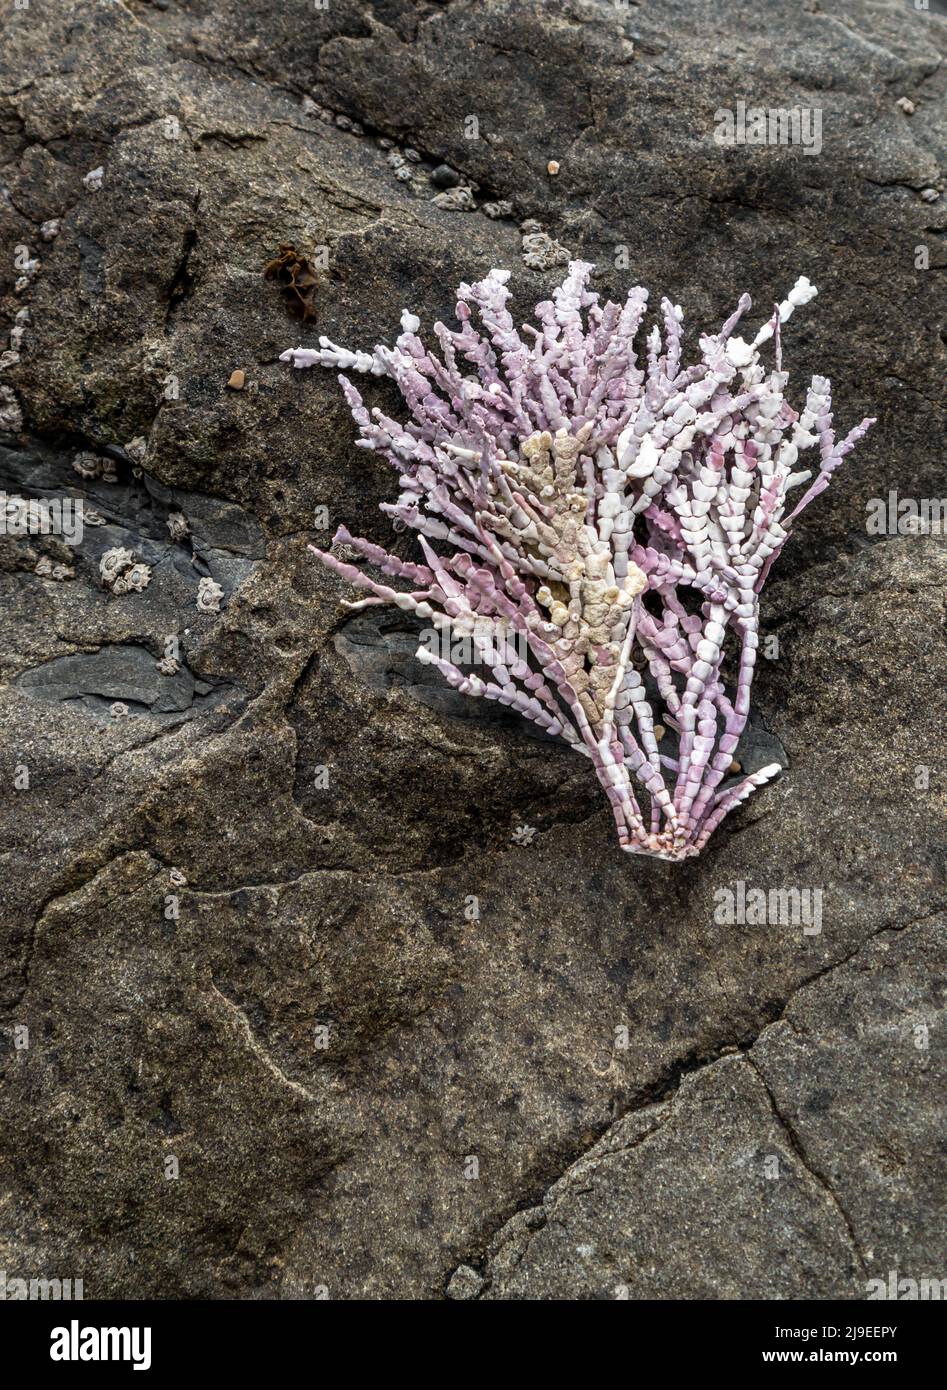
[[16, 643, 243, 722], [446, 1263, 485, 1300], [751, 919, 947, 1285], [477, 1056, 863, 1299], [469, 918, 946, 1298], [0, 0, 944, 1301]]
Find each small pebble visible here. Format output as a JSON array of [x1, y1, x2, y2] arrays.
[[729, 759, 742, 774], [896, 97, 915, 115], [920, 187, 940, 203], [447, 1264, 485, 1301], [431, 164, 461, 189], [228, 369, 246, 390], [653, 724, 665, 742], [547, 159, 560, 176]]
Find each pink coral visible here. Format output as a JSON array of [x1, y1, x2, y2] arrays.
[[282, 263, 874, 860]]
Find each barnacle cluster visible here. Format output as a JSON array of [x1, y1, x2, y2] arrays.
[[73, 451, 118, 483], [34, 555, 74, 582], [99, 546, 151, 596]]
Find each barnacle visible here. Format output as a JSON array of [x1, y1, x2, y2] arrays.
[[125, 436, 147, 466], [0, 386, 22, 433], [282, 263, 874, 860], [166, 511, 189, 542], [100, 547, 135, 583], [123, 562, 151, 593], [196, 576, 224, 612], [72, 451, 102, 480]]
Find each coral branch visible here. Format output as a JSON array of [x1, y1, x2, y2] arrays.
[[283, 264, 873, 860]]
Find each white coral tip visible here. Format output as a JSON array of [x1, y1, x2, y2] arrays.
[[787, 276, 817, 308], [725, 336, 755, 369]]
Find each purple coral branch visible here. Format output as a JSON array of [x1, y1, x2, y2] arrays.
[[283, 263, 874, 860]]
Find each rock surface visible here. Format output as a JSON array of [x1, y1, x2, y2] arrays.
[[471, 918, 946, 1299], [0, 0, 944, 1299]]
